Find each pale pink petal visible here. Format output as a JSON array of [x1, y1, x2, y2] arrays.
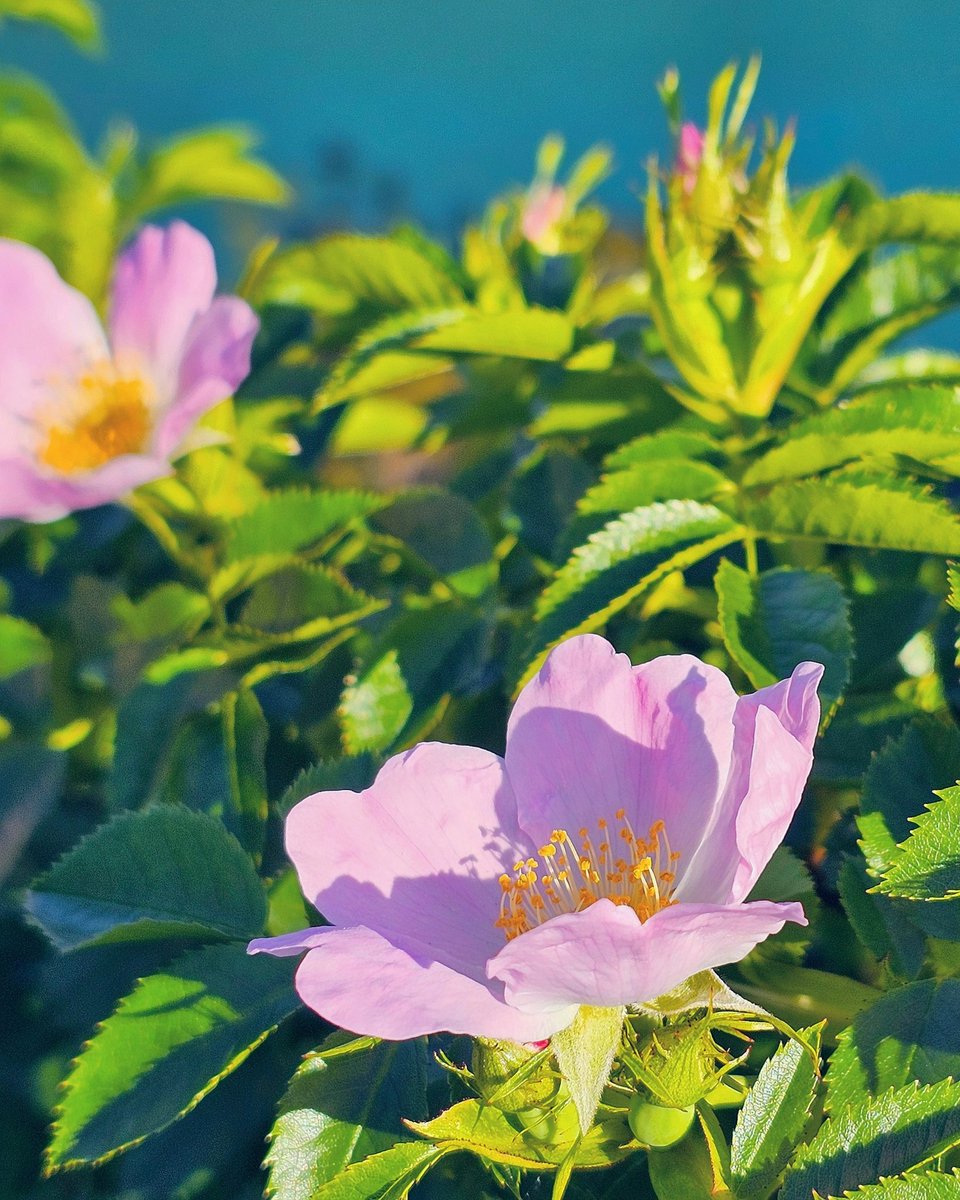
[[0, 453, 170, 523], [109, 222, 217, 397], [261, 923, 576, 1041], [677, 662, 822, 904], [153, 296, 258, 457], [487, 897, 805, 1012], [284, 743, 530, 981], [505, 635, 738, 872], [0, 240, 107, 445]]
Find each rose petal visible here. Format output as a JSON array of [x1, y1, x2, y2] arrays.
[[0, 239, 107, 450], [487, 897, 805, 1012], [257, 923, 575, 1041], [677, 661, 822, 904], [0, 453, 171, 523], [284, 742, 531, 980], [109, 222, 217, 398], [506, 635, 738, 873], [154, 295, 259, 457]]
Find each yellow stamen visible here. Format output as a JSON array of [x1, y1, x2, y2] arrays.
[[40, 364, 151, 474], [496, 812, 680, 941]]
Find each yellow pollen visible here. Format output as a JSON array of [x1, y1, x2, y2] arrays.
[[40, 364, 151, 475], [496, 812, 680, 941]]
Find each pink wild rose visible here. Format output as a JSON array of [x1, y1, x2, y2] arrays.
[[250, 634, 822, 1042], [0, 221, 258, 523], [676, 121, 705, 193], [521, 183, 567, 253]]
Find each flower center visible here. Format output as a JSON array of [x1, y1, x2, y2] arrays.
[[497, 810, 680, 941], [40, 364, 151, 474]]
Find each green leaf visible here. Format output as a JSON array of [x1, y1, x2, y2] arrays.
[[647, 1117, 733, 1200], [519, 501, 742, 688], [576, 458, 731, 517], [843, 1172, 960, 1199], [221, 689, 269, 858], [0, 613, 51, 679], [730, 1024, 823, 1199], [112, 582, 210, 643], [552, 1005, 625, 1135], [781, 1079, 960, 1200], [253, 234, 464, 316], [508, 449, 595, 561], [826, 980, 960, 1114], [0, 0, 99, 47], [305, 1142, 446, 1200], [412, 306, 574, 360], [26, 806, 266, 951], [266, 1035, 428, 1200], [847, 194, 960, 247], [604, 430, 722, 472], [223, 489, 384, 566], [238, 565, 383, 641], [838, 857, 926, 980], [744, 386, 960, 486], [46, 944, 296, 1169], [406, 1097, 633, 1171], [797, 249, 960, 399], [744, 477, 960, 554], [877, 784, 960, 902], [128, 127, 288, 220], [340, 604, 486, 753], [715, 561, 852, 711]]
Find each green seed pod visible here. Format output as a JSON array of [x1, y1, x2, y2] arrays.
[[514, 1096, 581, 1144], [471, 1038, 559, 1113], [704, 1074, 748, 1109], [627, 1096, 696, 1149]]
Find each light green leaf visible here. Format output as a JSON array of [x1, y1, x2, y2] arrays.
[[265, 1035, 428, 1200], [576, 458, 731, 517], [412, 306, 574, 360], [128, 127, 288, 221], [847, 194, 960, 247], [518, 501, 742, 688], [224, 489, 384, 565], [843, 1172, 960, 1199], [715, 561, 852, 711], [730, 1024, 823, 1199], [0, 0, 99, 47], [744, 477, 960, 554], [307, 1142, 446, 1200], [877, 785, 960, 902], [743, 386, 960, 486], [781, 1079, 960, 1200], [112, 583, 210, 643], [826, 980, 960, 1114], [604, 430, 722, 471], [46, 944, 296, 1169], [0, 613, 51, 679], [253, 233, 464, 316], [26, 806, 265, 951], [551, 1005, 624, 1135], [406, 1097, 633, 1171]]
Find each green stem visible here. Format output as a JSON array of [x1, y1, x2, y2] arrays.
[[743, 532, 759, 577], [125, 494, 207, 587]]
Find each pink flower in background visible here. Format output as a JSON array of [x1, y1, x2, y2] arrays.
[[0, 221, 258, 523], [676, 121, 705, 193], [521, 183, 567, 252], [250, 635, 821, 1042]]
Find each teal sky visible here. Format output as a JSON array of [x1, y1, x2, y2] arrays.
[[3, 0, 959, 252]]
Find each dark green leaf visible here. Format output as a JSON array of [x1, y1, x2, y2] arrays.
[[519, 501, 742, 687], [715, 561, 852, 711], [781, 1079, 960, 1200], [509, 449, 594, 561], [266, 1035, 428, 1200], [372, 490, 494, 596], [26, 806, 266, 951], [826, 980, 960, 1114], [730, 1025, 823, 1199], [278, 754, 381, 818], [46, 944, 296, 1168]]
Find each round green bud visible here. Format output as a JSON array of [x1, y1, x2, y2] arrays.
[[704, 1074, 748, 1109], [627, 1096, 696, 1149], [514, 1099, 581, 1144]]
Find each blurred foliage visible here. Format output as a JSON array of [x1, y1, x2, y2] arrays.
[[3, 35, 960, 1200]]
